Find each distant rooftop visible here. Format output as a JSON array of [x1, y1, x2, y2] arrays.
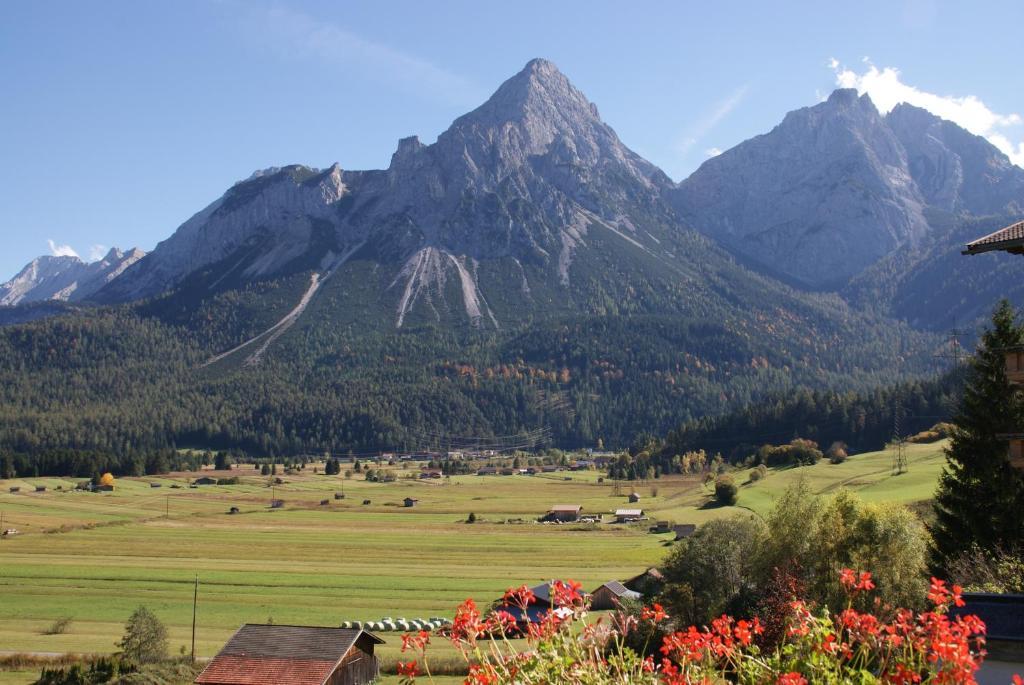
[[963, 220, 1024, 256]]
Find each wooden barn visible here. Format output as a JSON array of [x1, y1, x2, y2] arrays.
[[548, 504, 582, 522], [615, 508, 643, 523], [403, 497, 419, 508], [195, 624, 383, 685], [628, 492, 641, 503], [590, 580, 642, 610], [193, 477, 218, 486]]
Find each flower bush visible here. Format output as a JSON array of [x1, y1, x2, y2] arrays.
[[396, 571, 1020, 685]]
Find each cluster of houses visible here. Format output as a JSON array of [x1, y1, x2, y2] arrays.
[[193, 568, 667, 685]]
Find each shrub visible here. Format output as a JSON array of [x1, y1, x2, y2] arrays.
[[748, 464, 768, 482], [394, 573, 996, 685], [42, 617, 71, 635], [826, 441, 848, 463], [714, 475, 738, 505], [466, 512, 477, 524]]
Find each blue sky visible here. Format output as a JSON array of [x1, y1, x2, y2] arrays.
[[2, 0, 1022, 280]]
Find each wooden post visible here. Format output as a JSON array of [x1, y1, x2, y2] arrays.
[[191, 575, 198, 664]]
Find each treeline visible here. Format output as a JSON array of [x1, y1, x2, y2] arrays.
[[604, 372, 962, 479]]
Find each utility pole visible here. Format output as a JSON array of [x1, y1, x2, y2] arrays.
[[165, 495, 169, 519], [933, 322, 966, 376], [191, 575, 198, 664]]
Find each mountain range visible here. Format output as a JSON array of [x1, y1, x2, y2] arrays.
[[0, 58, 1020, 460]]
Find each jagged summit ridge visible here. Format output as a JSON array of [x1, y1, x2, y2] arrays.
[[0, 247, 145, 306]]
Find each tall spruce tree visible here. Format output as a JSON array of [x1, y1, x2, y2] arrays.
[[932, 300, 1024, 570]]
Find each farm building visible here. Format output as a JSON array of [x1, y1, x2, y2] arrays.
[[497, 581, 587, 627], [35, 486, 46, 492], [650, 520, 671, 534], [149, 482, 162, 488], [403, 497, 419, 508], [270, 499, 285, 509], [8, 487, 19, 493], [541, 465, 559, 473], [951, 593, 1024, 684], [419, 469, 442, 479], [2, 528, 19, 537], [590, 580, 642, 610], [674, 524, 697, 540], [548, 505, 582, 522], [193, 477, 218, 486], [228, 507, 240, 515], [624, 567, 665, 596], [195, 624, 383, 685], [615, 508, 643, 523], [628, 492, 641, 503], [334, 492, 345, 500], [96, 484, 114, 492], [477, 467, 498, 476]]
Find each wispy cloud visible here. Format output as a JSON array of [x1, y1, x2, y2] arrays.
[[676, 85, 749, 157], [89, 244, 107, 261], [47, 240, 79, 259], [243, 6, 483, 107], [705, 147, 723, 158], [829, 58, 1024, 167]]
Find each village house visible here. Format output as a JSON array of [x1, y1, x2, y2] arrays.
[[615, 508, 644, 523], [195, 624, 383, 685], [419, 469, 442, 479], [590, 580, 643, 610], [547, 504, 582, 522], [476, 467, 498, 476]]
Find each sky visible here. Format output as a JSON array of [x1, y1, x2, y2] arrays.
[[2, 0, 1023, 280]]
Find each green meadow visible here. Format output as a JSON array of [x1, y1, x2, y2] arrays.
[[0, 441, 946, 680]]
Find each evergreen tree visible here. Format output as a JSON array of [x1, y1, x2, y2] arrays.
[[932, 301, 1024, 570], [1, 453, 14, 479]]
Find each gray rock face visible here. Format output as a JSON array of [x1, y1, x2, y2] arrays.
[[94, 59, 684, 328], [886, 103, 1024, 215], [672, 89, 930, 289], [672, 91, 1024, 290], [0, 247, 145, 306]]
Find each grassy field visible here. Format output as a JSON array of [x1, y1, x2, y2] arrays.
[[0, 441, 947, 683]]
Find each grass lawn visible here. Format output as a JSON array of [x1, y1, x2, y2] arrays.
[[0, 440, 947, 666]]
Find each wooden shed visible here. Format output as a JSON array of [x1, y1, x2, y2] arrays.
[[195, 624, 383, 685], [548, 505, 582, 522], [35, 485, 46, 492], [403, 497, 419, 508], [590, 580, 642, 610], [628, 492, 641, 503], [615, 508, 643, 523], [193, 477, 218, 486]]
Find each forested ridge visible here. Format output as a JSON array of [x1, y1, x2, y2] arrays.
[[0, 256, 950, 476]]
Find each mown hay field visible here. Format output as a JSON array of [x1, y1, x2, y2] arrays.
[[0, 441, 946, 678]]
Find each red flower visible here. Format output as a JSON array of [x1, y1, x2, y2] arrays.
[[551, 579, 584, 607], [641, 603, 668, 623], [401, 630, 430, 653], [396, 660, 418, 678], [502, 584, 536, 610], [466, 663, 498, 685], [777, 672, 807, 685]]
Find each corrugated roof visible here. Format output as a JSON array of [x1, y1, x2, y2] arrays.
[[550, 504, 582, 512], [195, 625, 382, 685], [963, 220, 1024, 255], [615, 509, 643, 516]]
